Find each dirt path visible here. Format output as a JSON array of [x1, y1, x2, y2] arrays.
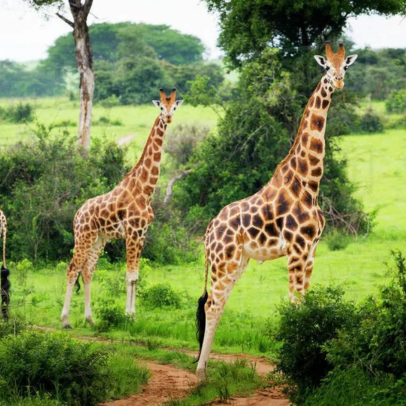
[[118, 133, 136, 146], [107, 361, 197, 406]]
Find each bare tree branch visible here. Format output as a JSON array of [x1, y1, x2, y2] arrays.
[[164, 170, 192, 205], [56, 12, 74, 27], [83, 0, 94, 15]]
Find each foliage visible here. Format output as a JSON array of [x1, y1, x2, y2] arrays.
[[0, 124, 128, 261], [140, 283, 181, 309], [358, 107, 385, 133], [0, 331, 111, 405], [0, 102, 34, 123], [323, 230, 352, 251], [386, 88, 406, 113], [94, 298, 127, 332], [204, 0, 406, 68], [274, 286, 358, 403]]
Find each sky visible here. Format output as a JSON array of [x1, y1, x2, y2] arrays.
[[0, 0, 406, 62]]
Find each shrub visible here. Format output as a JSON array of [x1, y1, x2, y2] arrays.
[[0, 103, 34, 123], [0, 331, 111, 405], [94, 298, 127, 332], [274, 286, 358, 404], [323, 230, 352, 251], [141, 284, 181, 309], [358, 108, 384, 134], [386, 89, 406, 114]]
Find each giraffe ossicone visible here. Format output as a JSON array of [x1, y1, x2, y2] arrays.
[[195, 42, 358, 383], [61, 88, 183, 329]]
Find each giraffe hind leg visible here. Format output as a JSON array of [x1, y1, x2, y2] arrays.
[[196, 253, 248, 383]]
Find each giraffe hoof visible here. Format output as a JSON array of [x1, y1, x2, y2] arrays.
[[63, 324, 72, 329], [196, 369, 207, 385]]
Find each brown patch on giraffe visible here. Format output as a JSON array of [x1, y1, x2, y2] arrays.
[[290, 157, 297, 169], [315, 96, 321, 109], [308, 181, 319, 193], [301, 132, 309, 146], [310, 138, 323, 154], [309, 96, 314, 107], [151, 166, 159, 176], [292, 202, 310, 223], [252, 214, 264, 228], [329, 86, 333, 92], [303, 191, 313, 208], [276, 189, 291, 217], [296, 235, 306, 249], [156, 128, 164, 136], [242, 214, 251, 228], [258, 232, 267, 245], [283, 230, 293, 242], [225, 245, 236, 260], [261, 204, 274, 222], [310, 115, 325, 132], [229, 216, 240, 231], [321, 87, 327, 98], [297, 159, 308, 176], [265, 222, 278, 237], [250, 206, 259, 214], [286, 214, 298, 231], [241, 201, 250, 212], [153, 152, 161, 162], [322, 99, 329, 109], [291, 177, 302, 197], [301, 225, 316, 239], [248, 227, 260, 239], [271, 172, 282, 188], [309, 155, 321, 166]]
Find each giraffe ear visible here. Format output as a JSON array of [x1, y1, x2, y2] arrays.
[[314, 55, 327, 68], [344, 54, 358, 67], [175, 100, 183, 107], [152, 100, 161, 108]]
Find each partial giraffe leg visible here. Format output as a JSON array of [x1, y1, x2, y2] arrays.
[[287, 246, 310, 303], [304, 239, 320, 291], [82, 236, 105, 325], [125, 230, 145, 317], [61, 233, 97, 328], [196, 252, 249, 383]]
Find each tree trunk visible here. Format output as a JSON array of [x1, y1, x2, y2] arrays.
[[58, 0, 94, 149]]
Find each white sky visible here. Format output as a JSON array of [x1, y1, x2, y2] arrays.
[[0, 0, 406, 62]]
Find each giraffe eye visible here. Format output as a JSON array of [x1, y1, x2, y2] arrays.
[[160, 107, 164, 111]]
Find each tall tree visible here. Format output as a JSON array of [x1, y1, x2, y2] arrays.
[[26, 0, 95, 148]]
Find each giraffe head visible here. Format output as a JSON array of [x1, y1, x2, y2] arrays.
[[152, 88, 183, 124], [314, 42, 357, 90]]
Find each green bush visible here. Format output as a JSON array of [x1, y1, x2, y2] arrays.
[[94, 298, 127, 332], [141, 283, 181, 309], [0, 102, 34, 123], [358, 108, 384, 134], [274, 286, 358, 404], [304, 368, 406, 406], [386, 89, 406, 113], [324, 230, 352, 251], [0, 331, 111, 405]]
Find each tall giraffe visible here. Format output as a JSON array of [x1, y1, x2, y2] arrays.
[[61, 89, 183, 328], [195, 43, 358, 382], [0, 209, 10, 320]]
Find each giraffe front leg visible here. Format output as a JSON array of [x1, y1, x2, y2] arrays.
[[287, 248, 308, 303], [304, 239, 320, 291], [125, 233, 144, 318]]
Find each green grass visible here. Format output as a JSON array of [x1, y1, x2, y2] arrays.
[[0, 97, 218, 159]]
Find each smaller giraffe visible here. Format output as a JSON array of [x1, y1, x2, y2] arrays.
[[0, 209, 10, 320], [61, 89, 183, 328]]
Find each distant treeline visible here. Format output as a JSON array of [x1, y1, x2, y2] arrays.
[[0, 22, 224, 104]]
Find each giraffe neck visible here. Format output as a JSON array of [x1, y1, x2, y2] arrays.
[[128, 115, 167, 197], [271, 75, 334, 197]]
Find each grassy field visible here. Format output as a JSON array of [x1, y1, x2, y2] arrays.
[[2, 96, 406, 358]]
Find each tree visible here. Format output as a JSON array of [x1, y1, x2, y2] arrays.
[[205, 0, 406, 67], [25, 0, 95, 149]]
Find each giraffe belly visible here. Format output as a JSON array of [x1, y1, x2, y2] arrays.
[[242, 236, 287, 261]]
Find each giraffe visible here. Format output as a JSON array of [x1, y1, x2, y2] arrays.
[[0, 209, 10, 320], [195, 42, 358, 382], [61, 88, 183, 328]]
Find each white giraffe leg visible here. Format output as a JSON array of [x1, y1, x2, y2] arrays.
[[61, 279, 76, 328]]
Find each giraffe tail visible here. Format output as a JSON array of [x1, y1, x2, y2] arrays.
[[1, 221, 10, 319], [194, 250, 209, 363], [2, 221, 6, 269]]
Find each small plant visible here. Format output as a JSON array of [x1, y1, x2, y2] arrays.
[[146, 337, 163, 351], [323, 229, 352, 251], [94, 298, 126, 332], [0, 103, 34, 123], [358, 107, 384, 134], [140, 284, 181, 309]]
